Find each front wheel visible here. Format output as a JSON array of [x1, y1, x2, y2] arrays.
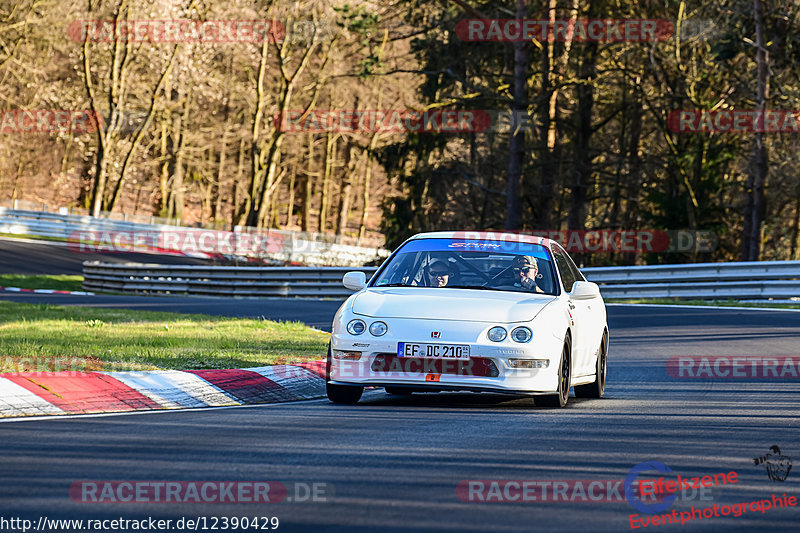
[[575, 331, 607, 399], [325, 342, 364, 404], [326, 382, 364, 404], [535, 336, 571, 408]]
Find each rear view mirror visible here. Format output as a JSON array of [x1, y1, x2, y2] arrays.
[[571, 281, 601, 300], [342, 271, 367, 291]]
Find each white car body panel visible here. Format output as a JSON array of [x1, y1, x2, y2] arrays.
[[351, 288, 554, 323]]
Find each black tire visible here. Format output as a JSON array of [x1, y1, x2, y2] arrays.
[[325, 342, 363, 404], [326, 382, 364, 404], [535, 335, 571, 408], [385, 387, 413, 396], [575, 331, 608, 399]]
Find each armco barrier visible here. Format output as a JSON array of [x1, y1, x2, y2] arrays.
[[82, 262, 378, 297], [81, 261, 800, 300], [0, 207, 389, 267]]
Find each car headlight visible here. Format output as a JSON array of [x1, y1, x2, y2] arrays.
[[487, 326, 507, 342], [369, 321, 388, 336], [511, 327, 532, 343], [347, 319, 366, 335]]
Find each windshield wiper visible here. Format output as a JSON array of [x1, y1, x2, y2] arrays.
[[374, 283, 412, 287]]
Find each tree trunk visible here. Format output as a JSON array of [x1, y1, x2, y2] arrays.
[[302, 132, 314, 232], [742, 0, 769, 261], [233, 137, 247, 227], [569, 39, 598, 231], [336, 142, 355, 237], [108, 43, 180, 213], [358, 92, 383, 244], [504, 0, 527, 230], [318, 131, 337, 232], [791, 196, 800, 260], [169, 87, 190, 222], [159, 112, 170, 217], [286, 165, 296, 227]]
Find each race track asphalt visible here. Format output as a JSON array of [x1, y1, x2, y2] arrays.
[[0, 237, 225, 275], [1, 303, 799, 532]]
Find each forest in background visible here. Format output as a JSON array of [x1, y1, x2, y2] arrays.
[[1, 0, 799, 265]]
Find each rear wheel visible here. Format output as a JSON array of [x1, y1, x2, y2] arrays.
[[575, 331, 607, 399], [535, 336, 571, 408], [325, 343, 363, 404]]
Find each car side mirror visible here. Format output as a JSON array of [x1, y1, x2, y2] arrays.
[[342, 271, 367, 291], [571, 280, 601, 300]]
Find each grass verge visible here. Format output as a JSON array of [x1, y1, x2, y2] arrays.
[[0, 274, 84, 292], [0, 301, 329, 372], [606, 298, 800, 309], [0, 232, 68, 243]]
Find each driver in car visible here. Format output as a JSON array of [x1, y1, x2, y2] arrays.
[[512, 255, 545, 293], [424, 260, 454, 287]]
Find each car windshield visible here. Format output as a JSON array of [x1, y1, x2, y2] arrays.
[[371, 238, 558, 295]]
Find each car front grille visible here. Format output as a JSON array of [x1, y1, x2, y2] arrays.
[[370, 354, 499, 378]]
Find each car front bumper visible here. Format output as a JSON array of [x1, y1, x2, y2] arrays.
[[329, 319, 564, 394]]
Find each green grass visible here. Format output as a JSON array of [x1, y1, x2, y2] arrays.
[[0, 301, 329, 372], [0, 274, 84, 292], [0, 232, 68, 243], [606, 298, 800, 309]]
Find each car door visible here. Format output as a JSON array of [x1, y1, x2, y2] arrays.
[[551, 245, 589, 376], [563, 248, 603, 375]]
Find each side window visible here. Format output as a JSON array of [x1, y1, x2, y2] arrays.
[[551, 247, 577, 292], [563, 250, 585, 283]]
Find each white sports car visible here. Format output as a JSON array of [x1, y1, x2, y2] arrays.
[[326, 231, 608, 408]]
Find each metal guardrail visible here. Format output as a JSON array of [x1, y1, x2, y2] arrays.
[[583, 261, 800, 299], [0, 208, 389, 267], [81, 261, 800, 300], [82, 262, 378, 297]]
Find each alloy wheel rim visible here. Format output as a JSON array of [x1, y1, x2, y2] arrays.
[[560, 346, 570, 403], [599, 342, 606, 392]]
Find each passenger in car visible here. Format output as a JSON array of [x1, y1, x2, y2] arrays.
[[512, 255, 545, 293]]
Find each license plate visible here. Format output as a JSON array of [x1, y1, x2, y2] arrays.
[[397, 342, 470, 359]]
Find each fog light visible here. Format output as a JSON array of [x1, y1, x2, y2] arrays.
[[487, 326, 507, 342], [508, 359, 549, 369], [334, 350, 362, 360]]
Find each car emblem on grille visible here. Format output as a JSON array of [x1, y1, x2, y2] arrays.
[[431, 331, 441, 339]]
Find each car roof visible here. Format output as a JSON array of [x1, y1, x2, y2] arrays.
[[408, 231, 556, 248]]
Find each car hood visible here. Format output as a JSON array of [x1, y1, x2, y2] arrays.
[[351, 287, 555, 323]]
